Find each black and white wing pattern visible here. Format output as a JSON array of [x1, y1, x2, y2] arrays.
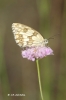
[[12, 23, 44, 47]]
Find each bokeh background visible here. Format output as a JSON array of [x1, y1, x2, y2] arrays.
[[0, 0, 66, 100]]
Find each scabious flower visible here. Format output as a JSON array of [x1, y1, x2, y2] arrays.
[[21, 46, 54, 61]]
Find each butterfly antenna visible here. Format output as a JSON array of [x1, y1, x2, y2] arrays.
[[48, 33, 60, 40]]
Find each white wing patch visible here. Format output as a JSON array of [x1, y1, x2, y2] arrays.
[[12, 23, 44, 47]]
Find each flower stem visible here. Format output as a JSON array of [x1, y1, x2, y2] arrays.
[[36, 59, 44, 100]]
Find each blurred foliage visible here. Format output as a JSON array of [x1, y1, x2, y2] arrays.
[[0, 0, 66, 100]]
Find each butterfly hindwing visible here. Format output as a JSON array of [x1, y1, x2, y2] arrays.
[[12, 23, 44, 47]]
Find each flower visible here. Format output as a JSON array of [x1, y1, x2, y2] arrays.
[[21, 46, 54, 61]]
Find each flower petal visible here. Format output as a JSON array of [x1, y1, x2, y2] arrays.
[[21, 46, 54, 61]]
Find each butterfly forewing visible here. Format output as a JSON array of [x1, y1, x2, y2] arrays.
[[12, 23, 44, 47]]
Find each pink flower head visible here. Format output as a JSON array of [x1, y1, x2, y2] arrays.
[[21, 46, 54, 61]]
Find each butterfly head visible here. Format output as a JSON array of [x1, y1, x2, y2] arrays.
[[44, 39, 48, 45]]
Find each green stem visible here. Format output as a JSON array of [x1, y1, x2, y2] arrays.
[[36, 59, 44, 100]]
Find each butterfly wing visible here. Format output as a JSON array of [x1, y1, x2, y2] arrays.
[[12, 23, 44, 47]]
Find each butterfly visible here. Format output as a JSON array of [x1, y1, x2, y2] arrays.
[[12, 23, 48, 48]]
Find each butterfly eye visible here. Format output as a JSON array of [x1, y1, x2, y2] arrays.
[[44, 39, 48, 44]]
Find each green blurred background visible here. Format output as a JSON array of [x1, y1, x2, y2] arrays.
[[0, 0, 66, 100]]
